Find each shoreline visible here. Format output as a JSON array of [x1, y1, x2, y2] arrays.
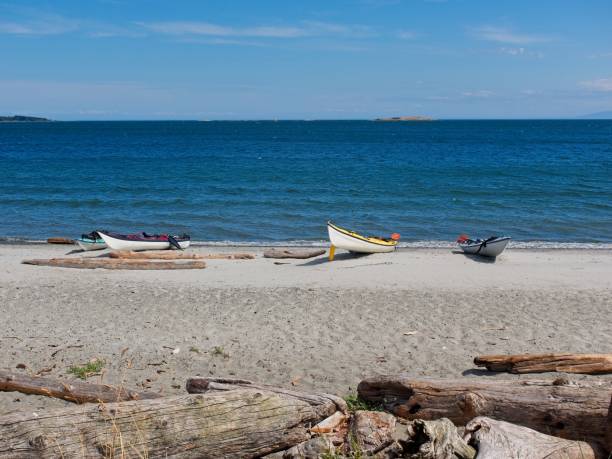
[[2, 239, 612, 250]]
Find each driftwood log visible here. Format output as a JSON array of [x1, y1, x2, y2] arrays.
[[607, 395, 612, 453], [263, 249, 326, 259], [22, 258, 206, 270], [465, 416, 598, 459], [402, 418, 476, 459], [46, 237, 74, 244], [358, 376, 611, 450], [0, 389, 335, 458], [109, 250, 204, 260], [0, 370, 161, 404], [186, 377, 347, 414], [109, 251, 254, 260], [474, 353, 612, 374]]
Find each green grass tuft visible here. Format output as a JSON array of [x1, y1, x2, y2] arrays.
[[68, 359, 105, 380], [343, 393, 383, 412]]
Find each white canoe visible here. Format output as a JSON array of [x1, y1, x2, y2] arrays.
[[76, 239, 107, 251], [458, 236, 511, 257], [98, 232, 191, 251], [328, 222, 397, 254]]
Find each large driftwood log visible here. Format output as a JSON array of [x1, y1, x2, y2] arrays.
[[474, 353, 612, 374], [0, 390, 332, 458], [607, 395, 612, 453], [46, 237, 74, 244], [186, 377, 348, 415], [402, 418, 476, 459], [22, 258, 206, 270], [109, 250, 204, 259], [0, 370, 161, 404], [465, 416, 598, 459], [263, 249, 326, 259], [358, 376, 611, 449]]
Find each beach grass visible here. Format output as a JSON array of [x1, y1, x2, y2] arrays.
[[68, 359, 105, 380]]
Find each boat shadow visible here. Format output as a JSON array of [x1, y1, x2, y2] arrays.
[[452, 250, 497, 264], [65, 249, 84, 255], [297, 252, 371, 266]]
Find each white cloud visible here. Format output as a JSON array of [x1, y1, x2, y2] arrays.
[[396, 30, 417, 40], [472, 26, 551, 45], [462, 90, 494, 98], [580, 78, 612, 92], [138, 20, 373, 39], [0, 14, 78, 35], [499, 47, 544, 58]]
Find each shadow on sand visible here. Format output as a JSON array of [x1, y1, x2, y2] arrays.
[[461, 368, 500, 377], [452, 250, 497, 264], [297, 252, 372, 267]]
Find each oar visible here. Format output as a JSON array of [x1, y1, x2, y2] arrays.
[[167, 235, 183, 250]]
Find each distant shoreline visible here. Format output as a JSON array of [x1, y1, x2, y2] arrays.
[[0, 115, 51, 122]]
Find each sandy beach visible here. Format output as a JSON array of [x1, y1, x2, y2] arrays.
[[1, 243, 611, 415]]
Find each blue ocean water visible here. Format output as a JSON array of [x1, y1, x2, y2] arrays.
[[1, 120, 611, 245]]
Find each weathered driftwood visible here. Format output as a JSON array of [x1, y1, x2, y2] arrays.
[[607, 395, 612, 453], [186, 377, 348, 415], [109, 250, 204, 260], [0, 390, 331, 458], [465, 416, 598, 459], [474, 353, 612, 374], [22, 258, 206, 270], [263, 248, 326, 259], [200, 253, 255, 259], [358, 376, 611, 449], [46, 237, 74, 244], [0, 370, 161, 404], [402, 418, 476, 459], [350, 410, 397, 455], [263, 436, 334, 458]]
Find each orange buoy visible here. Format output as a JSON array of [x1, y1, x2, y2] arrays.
[[457, 234, 469, 243], [391, 233, 401, 241]]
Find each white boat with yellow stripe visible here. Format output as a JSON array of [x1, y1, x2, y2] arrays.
[[327, 221, 400, 260]]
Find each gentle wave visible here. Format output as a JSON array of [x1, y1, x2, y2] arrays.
[[2, 236, 611, 250]]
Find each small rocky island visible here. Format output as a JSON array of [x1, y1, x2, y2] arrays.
[[0, 115, 51, 122], [374, 116, 433, 122]]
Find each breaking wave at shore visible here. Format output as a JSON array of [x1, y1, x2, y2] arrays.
[[2, 236, 612, 250]]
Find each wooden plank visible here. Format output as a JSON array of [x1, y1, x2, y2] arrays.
[[358, 376, 611, 450], [0, 370, 161, 404], [0, 390, 328, 458], [474, 353, 612, 374], [22, 258, 206, 270]]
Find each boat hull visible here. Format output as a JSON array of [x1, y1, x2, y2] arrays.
[[76, 239, 107, 251], [98, 232, 191, 251], [327, 223, 396, 254], [458, 237, 510, 257]]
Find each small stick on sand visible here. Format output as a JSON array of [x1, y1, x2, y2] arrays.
[[0, 370, 161, 403]]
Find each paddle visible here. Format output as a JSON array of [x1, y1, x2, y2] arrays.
[[167, 235, 183, 250]]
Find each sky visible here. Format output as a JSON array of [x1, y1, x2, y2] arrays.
[[1, 0, 611, 120]]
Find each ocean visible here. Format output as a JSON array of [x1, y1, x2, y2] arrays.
[[1, 120, 611, 247]]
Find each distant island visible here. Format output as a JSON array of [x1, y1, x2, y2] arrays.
[[374, 116, 434, 122], [0, 115, 51, 122]]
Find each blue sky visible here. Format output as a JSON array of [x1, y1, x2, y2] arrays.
[[1, 0, 611, 119]]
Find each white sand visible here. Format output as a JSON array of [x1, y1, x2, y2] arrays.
[[1, 244, 611, 415]]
